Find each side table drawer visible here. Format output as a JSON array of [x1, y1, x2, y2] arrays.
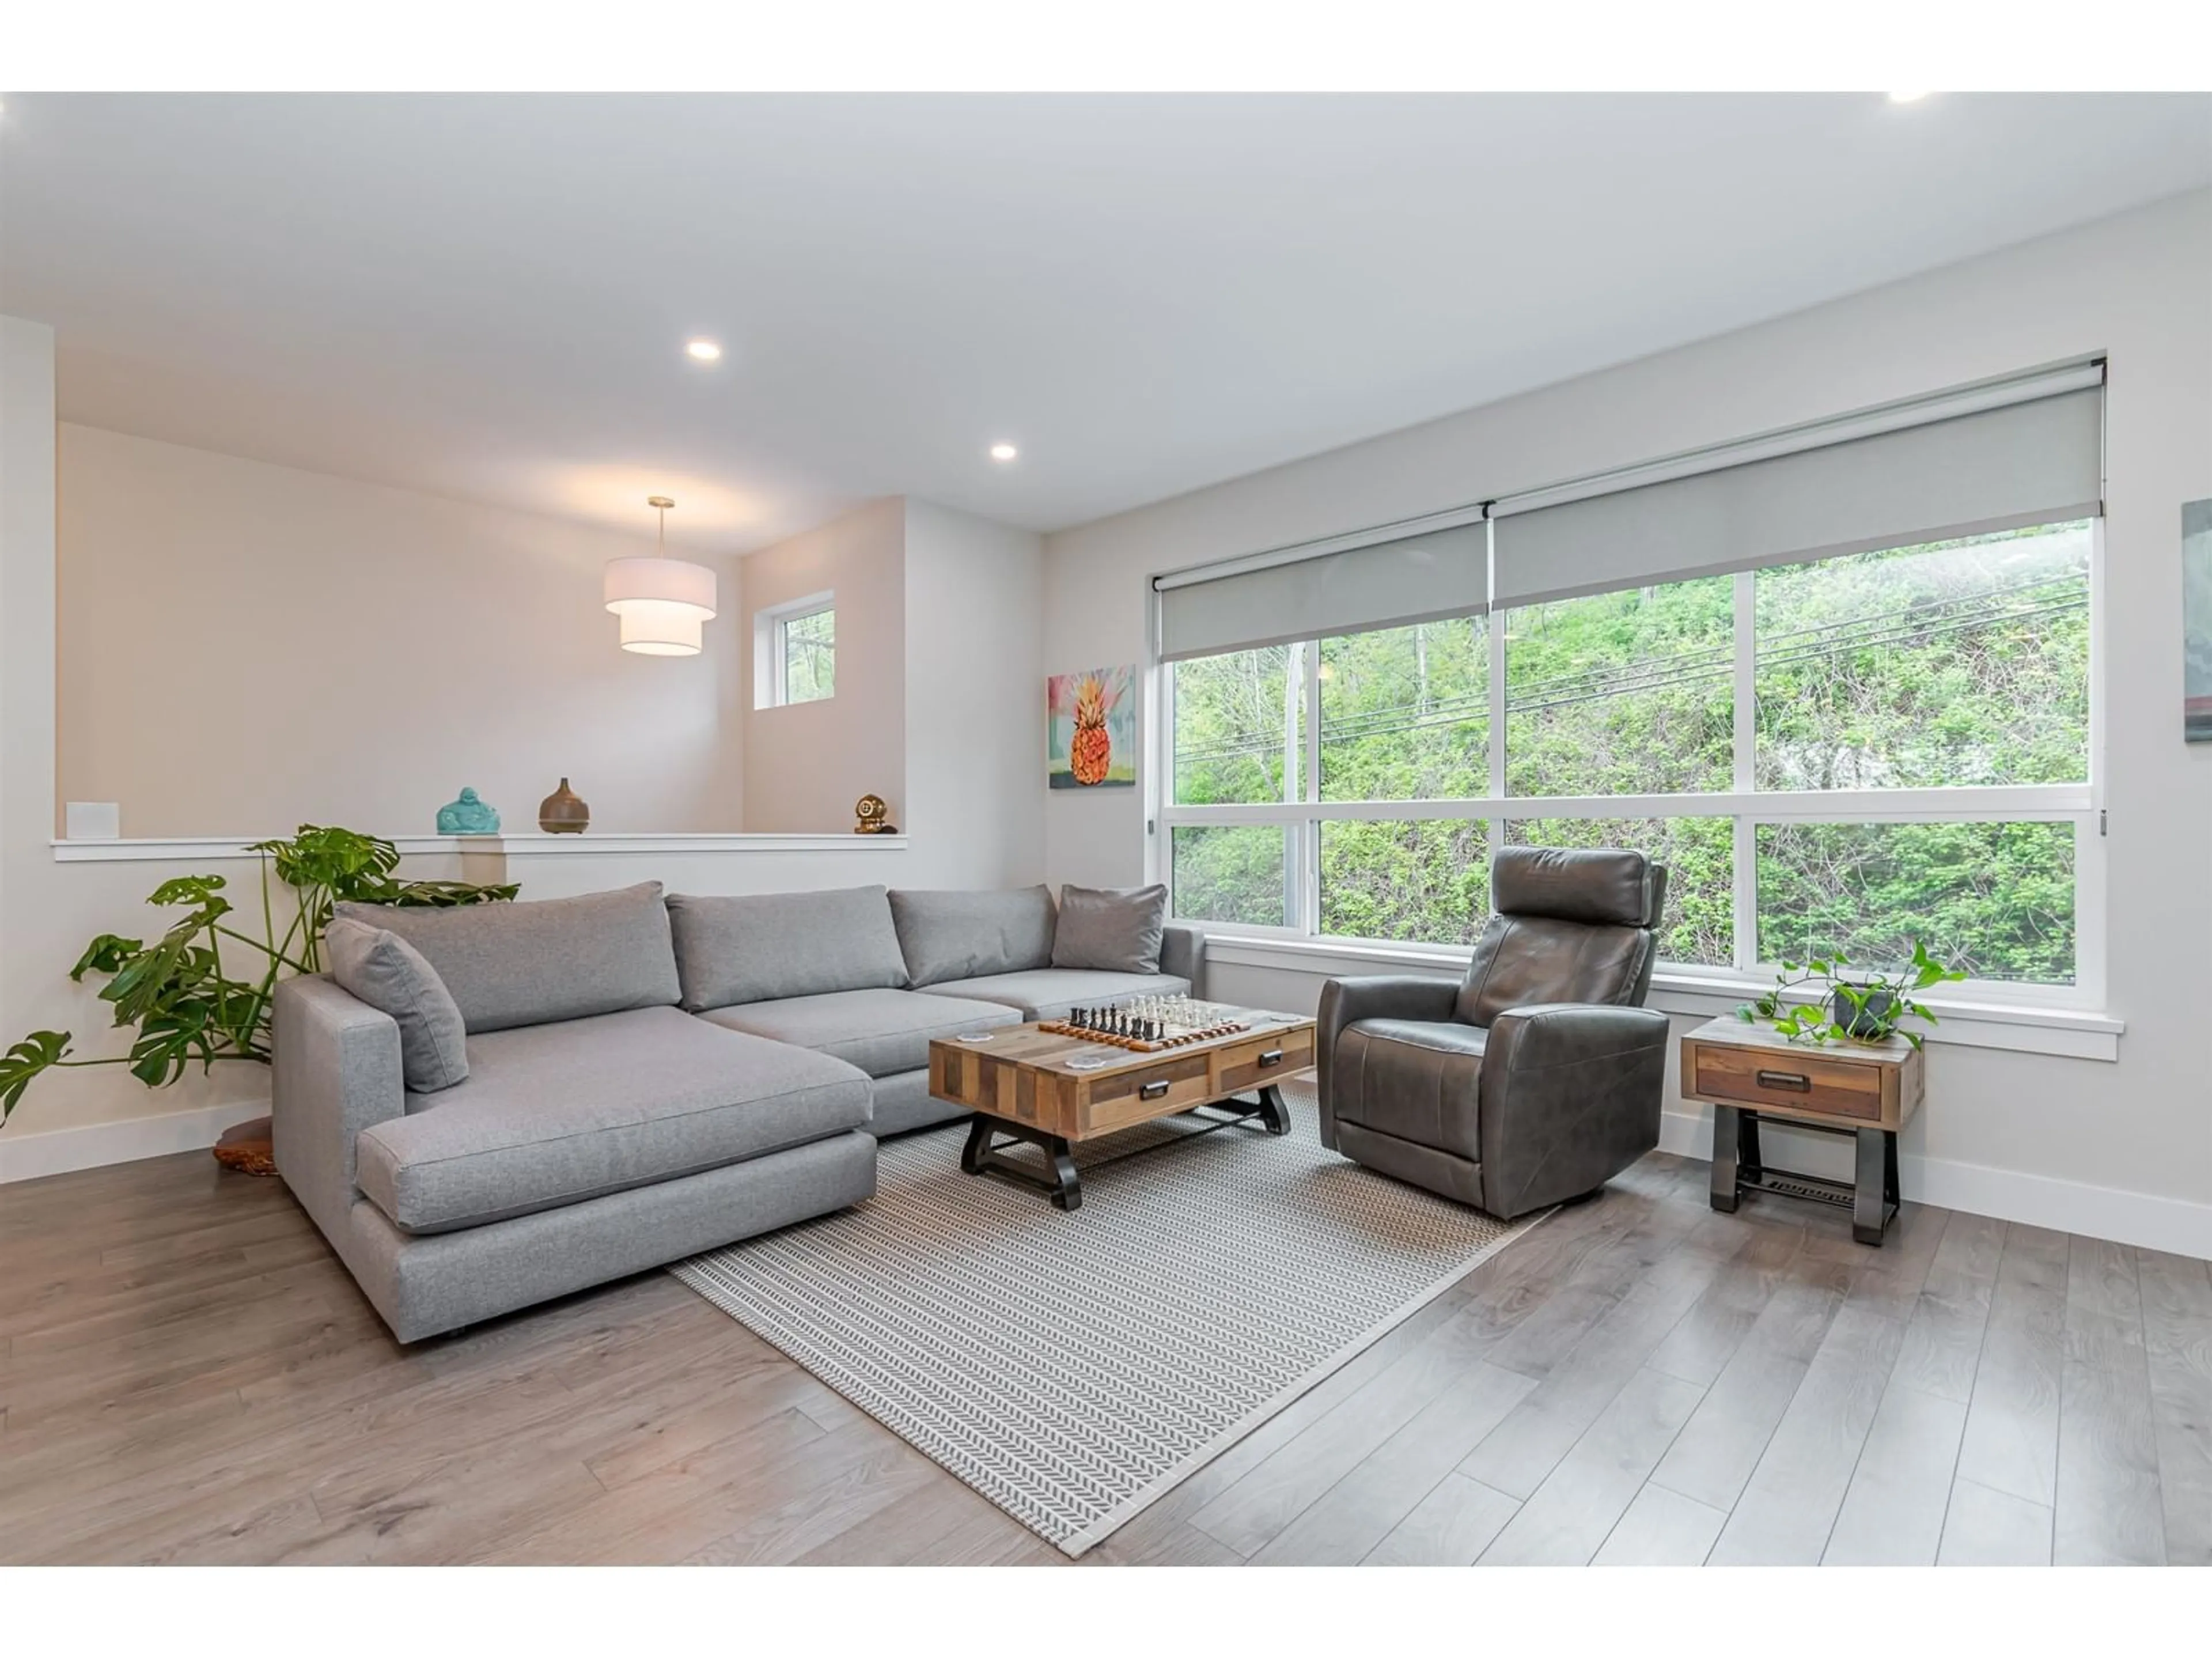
[[1692, 1046, 1883, 1121]]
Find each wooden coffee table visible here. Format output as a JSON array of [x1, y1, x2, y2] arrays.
[[927, 1009, 1316, 1210]]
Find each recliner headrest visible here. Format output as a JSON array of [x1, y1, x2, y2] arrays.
[[1491, 847, 1662, 929]]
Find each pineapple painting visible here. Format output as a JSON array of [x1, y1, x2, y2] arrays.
[[1048, 665, 1137, 789]]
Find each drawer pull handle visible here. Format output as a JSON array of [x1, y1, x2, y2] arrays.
[[1755, 1070, 1812, 1092], [1257, 1048, 1285, 1069], [1139, 1080, 1171, 1101]]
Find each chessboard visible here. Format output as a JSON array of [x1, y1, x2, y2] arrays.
[[1033, 995, 1252, 1053]]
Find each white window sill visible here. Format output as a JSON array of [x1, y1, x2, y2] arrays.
[[1199, 930, 2123, 1062], [51, 832, 908, 863]]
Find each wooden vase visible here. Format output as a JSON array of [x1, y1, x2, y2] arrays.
[[538, 777, 590, 834]]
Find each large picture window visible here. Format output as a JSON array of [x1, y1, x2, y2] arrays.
[[1162, 518, 2097, 997]]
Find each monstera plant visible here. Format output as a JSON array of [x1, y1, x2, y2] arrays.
[[0, 825, 515, 1124]]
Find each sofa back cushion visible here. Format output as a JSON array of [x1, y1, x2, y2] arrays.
[[1452, 852, 1666, 1027], [1050, 883, 1168, 974], [666, 885, 910, 1010], [889, 886, 1056, 987], [333, 881, 681, 1035]]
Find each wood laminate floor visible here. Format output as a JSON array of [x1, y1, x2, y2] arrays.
[[2, 1133, 2206, 1566]]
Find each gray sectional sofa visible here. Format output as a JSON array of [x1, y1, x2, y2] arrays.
[[273, 880, 1203, 1342]]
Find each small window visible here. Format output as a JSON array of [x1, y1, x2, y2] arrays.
[[755, 593, 835, 709]]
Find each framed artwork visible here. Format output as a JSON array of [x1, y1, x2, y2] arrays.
[[2189, 499, 2212, 741], [1048, 665, 1137, 788]]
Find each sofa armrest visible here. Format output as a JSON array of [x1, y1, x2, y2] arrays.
[[1477, 1002, 1671, 1218], [1160, 922, 1206, 994], [272, 974, 406, 1240], [1315, 974, 1462, 1147]]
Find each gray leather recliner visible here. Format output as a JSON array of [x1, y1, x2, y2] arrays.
[[1316, 847, 1671, 1218]]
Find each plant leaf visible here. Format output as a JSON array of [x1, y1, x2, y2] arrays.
[[147, 873, 228, 909], [0, 1031, 71, 1121], [70, 933, 145, 981]]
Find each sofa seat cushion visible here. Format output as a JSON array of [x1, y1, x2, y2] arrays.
[[696, 987, 1024, 1078], [1332, 1017, 1486, 1164], [915, 968, 1190, 1022], [354, 1006, 870, 1235]]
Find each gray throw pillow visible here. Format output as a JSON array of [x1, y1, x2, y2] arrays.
[[1051, 884, 1168, 974], [323, 916, 469, 1093]]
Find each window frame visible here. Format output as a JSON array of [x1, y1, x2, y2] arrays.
[[1153, 520, 2106, 1010], [753, 590, 836, 710]]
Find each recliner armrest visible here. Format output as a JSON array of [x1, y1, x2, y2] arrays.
[[1316, 975, 1463, 1146], [1477, 1002, 1671, 1218], [1319, 974, 1462, 1040], [1482, 1002, 1671, 1073], [1160, 922, 1207, 994]]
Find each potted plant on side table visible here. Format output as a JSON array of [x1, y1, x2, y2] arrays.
[[1737, 938, 1967, 1050]]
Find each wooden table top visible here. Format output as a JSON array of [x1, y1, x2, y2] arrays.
[[930, 1009, 1315, 1078], [1681, 1013, 1918, 1068]]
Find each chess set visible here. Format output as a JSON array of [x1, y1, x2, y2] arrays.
[[1036, 995, 1252, 1053]]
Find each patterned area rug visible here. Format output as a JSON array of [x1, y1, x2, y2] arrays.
[[671, 1080, 1545, 1555]]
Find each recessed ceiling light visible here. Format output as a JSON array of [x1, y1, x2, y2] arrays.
[[1888, 90, 1930, 103], [989, 443, 1019, 463], [685, 339, 722, 363]]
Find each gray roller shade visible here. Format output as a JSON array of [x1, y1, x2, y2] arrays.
[[1157, 521, 1486, 662], [1492, 384, 2103, 607]]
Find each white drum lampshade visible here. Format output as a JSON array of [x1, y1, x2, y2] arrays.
[[605, 496, 717, 656]]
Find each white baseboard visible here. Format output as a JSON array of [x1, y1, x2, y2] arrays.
[[1658, 1110, 2212, 1262], [8, 1093, 2203, 1262], [0, 1097, 267, 1185]]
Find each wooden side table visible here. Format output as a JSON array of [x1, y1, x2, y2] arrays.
[[1679, 1015, 1925, 1245]]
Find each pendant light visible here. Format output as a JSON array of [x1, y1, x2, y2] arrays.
[[604, 495, 717, 656]]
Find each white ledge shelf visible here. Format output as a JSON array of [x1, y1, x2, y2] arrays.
[[1202, 931, 2123, 1062], [52, 832, 909, 863]]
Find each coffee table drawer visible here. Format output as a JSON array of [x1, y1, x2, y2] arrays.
[[1218, 1028, 1312, 1096], [1692, 1045, 1883, 1121], [1081, 1054, 1213, 1135]]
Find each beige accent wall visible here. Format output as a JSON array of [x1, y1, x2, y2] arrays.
[[56, 424, 744, 837], [738, 497, 906, 833]]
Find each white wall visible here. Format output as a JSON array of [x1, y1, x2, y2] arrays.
[[903, 498, 1047, 888], [2, 329, 1048, 1165], [56, 425, 745, 836], [738, 497, 906, 832], [1043, 190, 2212, 1256]]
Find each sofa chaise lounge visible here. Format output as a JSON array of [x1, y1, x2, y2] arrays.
[[274, 880, 1202, 1342]]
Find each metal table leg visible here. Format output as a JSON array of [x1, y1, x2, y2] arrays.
[[1854, 1127, 1892, 1245], [961, 1114, 1084, 1210], [1709, 1104, 1741, 1213]]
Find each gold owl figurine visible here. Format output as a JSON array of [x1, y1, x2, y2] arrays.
[[854, 793, 897, 835]]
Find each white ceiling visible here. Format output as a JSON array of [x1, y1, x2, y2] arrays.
[[3, 93, 2208, 552]]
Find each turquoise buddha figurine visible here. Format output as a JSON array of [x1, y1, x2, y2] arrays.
[[436, 787, 501, 835]]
